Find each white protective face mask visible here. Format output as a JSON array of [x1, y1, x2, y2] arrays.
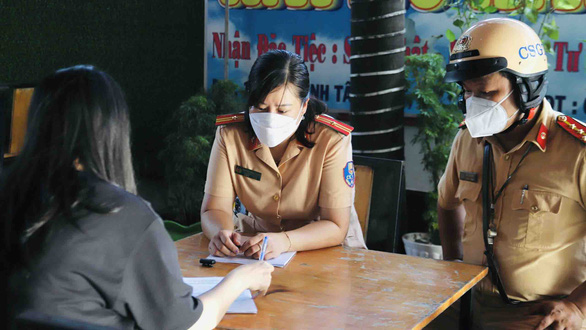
[[249, 100, 306, 148], [465, 90, 519, 138]]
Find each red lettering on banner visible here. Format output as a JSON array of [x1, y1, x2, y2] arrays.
[[213, 32, 225, 58], [318, 44, 326, 63], [242, 42, 251, 59], [405, 35, 429, 56], [554, 42, 583, 72], [344, 36, 351, 64], [257, 34, 268, 55], [309, 44, 318, 62], [292, 34, 327, 71], [231, 42, 241, 59], [308, 44, 326, 63], [258, 33, 284, 56], [554, 42, 567, 71], [212, 31, 251, 68], [567, 43, 583, 72], [292, 35, 307, 57]]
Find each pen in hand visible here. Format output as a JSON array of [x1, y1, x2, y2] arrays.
[[259, 236, 269, 261], [251, 236, 270, 299]]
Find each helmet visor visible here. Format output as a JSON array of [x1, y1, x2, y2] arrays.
[[444, 57, 508, 83]]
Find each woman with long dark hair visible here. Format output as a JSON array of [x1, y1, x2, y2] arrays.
[[202, 50, 365, 260], [1, 65, 273, 329]]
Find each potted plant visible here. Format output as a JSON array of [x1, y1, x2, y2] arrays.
[[209, 79, 247, 115], [160, 80, 245, 224], [402, 53, 462, 260]]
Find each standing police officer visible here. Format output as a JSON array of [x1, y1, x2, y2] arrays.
[[438, 18, 586, 329]]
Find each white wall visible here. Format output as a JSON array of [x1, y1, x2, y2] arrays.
[[403, 125, 434, 193]]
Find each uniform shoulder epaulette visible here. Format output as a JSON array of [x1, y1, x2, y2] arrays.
[[314, 114, 354, 136], [556, 115, 586, 144], [215, 113, 245, 126], [458, 119, 467, 129]]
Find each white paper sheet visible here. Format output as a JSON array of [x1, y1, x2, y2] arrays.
[[206, 251, 296, 268], [183, 277, 257, 314]]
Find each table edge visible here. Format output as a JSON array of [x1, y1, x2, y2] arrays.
[[412, 267, 488, 330]]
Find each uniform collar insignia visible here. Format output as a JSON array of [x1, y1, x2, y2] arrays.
[[535, 124, 548, 151], [295, 133, 311, 147], [248, 137, 262, 151], [524, 101, 550, 152], [478, 101, 550, 152]]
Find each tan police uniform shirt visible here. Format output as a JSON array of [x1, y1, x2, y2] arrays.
[[204, 119, 366, 247], [438, 99, 586, 302]]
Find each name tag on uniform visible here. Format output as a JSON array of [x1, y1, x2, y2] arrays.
[[460, 171, 478, 183], [235, 165, 261, 181]]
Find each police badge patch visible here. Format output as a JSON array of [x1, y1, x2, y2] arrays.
[[454, 35, 472, 52], [344, 161, 355, 188]]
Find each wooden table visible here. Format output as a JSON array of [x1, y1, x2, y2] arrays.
[[176, 234, 487, 329]]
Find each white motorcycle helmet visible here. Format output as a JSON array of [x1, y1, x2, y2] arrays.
[[445, 18, 548, 117]]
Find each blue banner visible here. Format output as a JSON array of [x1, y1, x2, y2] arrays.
[[206, 0, 586, 121]]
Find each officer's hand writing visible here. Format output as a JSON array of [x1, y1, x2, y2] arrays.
[[227, 261, 274, 296], [240, 232, 288, 260], [532, 299, 584, 330], [209, 230, 241, 257]]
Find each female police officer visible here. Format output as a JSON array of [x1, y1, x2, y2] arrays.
[[202, 50, 365, 260]]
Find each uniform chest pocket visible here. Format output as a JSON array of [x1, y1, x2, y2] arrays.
[[510, 189, 562, 250], [456, 181, 482, 236]]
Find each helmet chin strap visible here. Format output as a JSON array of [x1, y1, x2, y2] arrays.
[[496, 79, 541, 136], [521, 107, 538, 123]]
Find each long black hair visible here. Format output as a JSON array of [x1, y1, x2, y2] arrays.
[[0, 65, 136, 270], [245, 50, 327, 148]]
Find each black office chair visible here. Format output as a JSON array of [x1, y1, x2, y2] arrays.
[[353, 155, 406, 253], [15, 310, 118, 330]]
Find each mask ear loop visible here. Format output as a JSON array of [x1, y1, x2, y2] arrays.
[[496, 89, 515, 107], [497, 90, 524, 135], [301, 92, 310, 121]]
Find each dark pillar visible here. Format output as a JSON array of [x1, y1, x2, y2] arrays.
[[350, 0, 406, 160]]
